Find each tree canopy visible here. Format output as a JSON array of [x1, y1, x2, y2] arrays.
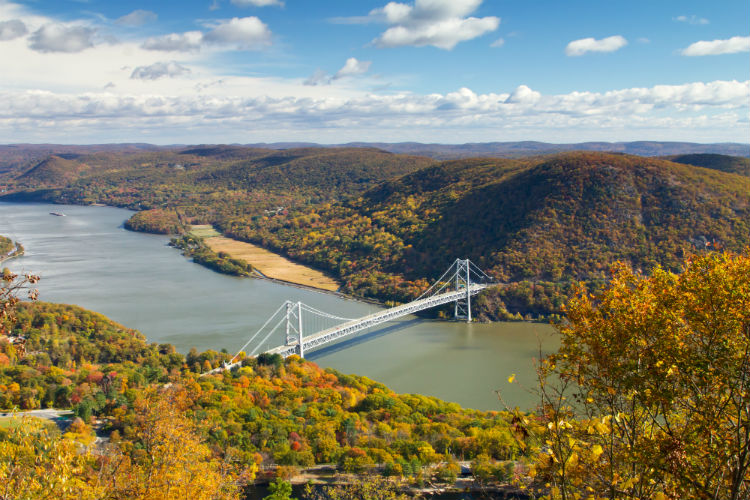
[[534, 251, 750, 500]]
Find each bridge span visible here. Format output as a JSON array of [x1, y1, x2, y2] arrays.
[[206, 259, 495, 375], [266, 283, 489, 358]]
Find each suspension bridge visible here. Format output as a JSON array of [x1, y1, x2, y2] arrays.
[[207, 259, 496, 374]]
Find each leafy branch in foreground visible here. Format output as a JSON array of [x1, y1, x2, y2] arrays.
[[1, 268, 39, 337], [533, 251, 750, 500]]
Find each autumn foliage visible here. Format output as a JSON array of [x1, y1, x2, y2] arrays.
[[534, 251, 750, 500]]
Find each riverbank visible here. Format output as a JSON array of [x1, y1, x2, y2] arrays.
[[0, 235, 23, 263], [192, 225, 341, 292]]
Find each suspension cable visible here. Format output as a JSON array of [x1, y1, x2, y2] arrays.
[[299, 303, 356, 322], [415, 259, 459, 299], [249, 314, 289, 356], [230, 300, 291, 363]]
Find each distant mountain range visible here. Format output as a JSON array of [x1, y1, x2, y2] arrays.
[[1, 141, 747, 174], [249, 141, 750, 159]]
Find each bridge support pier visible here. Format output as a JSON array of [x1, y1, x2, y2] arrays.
[[454, 258, 472, 323], [297, 301, 304, 358], [284, 301, 305, 357]]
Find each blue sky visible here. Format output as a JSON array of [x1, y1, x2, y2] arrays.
[[0, 0, 748, 144]]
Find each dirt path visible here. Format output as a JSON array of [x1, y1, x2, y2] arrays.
[[191, 226, 340, 292]]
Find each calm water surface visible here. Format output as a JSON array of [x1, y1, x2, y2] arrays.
[[0, 202, 556, 411]]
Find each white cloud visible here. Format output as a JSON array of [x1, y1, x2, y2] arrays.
[[142, 31, 203, 52], [490, 37, 504, 48], [0, 19, 27, 41], [130, 61, 191, 80], [29, 24, 96, 53], [2, 80, 746, 144], [335, 57, 371, 79], [230, 0, 284, 7], [674, 15, 709, 25], [565, 35, 627, 56], [115, 10, 158, 27], [366, 0, 500, 50], [682, 36, 750, 56], [203, 17, 272, 49], [140, 18, 271, 52], [504, 85, 540, 104]]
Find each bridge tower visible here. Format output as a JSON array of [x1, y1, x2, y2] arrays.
[[284, 301, 305, 358], [454, 258, 472, 322]]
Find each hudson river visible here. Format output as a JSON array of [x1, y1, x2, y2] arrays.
[[1, 202, 556, 410]]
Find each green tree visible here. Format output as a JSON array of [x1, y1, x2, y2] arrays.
[[265, 478, 296, 500]]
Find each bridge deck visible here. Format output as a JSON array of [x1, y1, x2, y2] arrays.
[[266, 283, 489, 358]]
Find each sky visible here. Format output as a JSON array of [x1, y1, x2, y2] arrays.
[[0, 0, 748, 144]]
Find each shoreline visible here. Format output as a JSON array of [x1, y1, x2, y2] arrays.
[[0, 244, 23, 264], [250, 270, 384, 306]]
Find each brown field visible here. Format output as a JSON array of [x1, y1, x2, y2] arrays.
[[200, 232, 340, 292]]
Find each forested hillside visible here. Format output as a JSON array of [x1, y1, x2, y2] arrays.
[[222, 152, 750, 318], [3, 147, 434, 233], [4, 148, 749, 319], [664, 153, 750, 177]]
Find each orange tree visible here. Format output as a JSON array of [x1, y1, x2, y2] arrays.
[[534, 251, 750, 500]]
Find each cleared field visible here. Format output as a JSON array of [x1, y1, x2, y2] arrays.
[[189, 224, 222, 238], [201, 234, 340, 292]]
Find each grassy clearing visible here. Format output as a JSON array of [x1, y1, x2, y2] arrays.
[[189, 224, 222, 238], [202, 236, 340, 292]]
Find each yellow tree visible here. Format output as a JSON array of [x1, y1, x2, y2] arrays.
[[107, 386, 253, 500], [0, 417, 105, 500], [535, 251, 750, 500]]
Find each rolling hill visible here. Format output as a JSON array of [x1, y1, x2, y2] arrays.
[[664, 153, 750, 177], [6, 146, 435, 212], [224, 152, 750, 318]]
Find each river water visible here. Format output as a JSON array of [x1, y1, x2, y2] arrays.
[[0, 202, 556, 411]]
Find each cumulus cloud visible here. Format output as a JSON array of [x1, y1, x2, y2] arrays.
[[674, 15, 709, 25], [490, 37, 504, 48], [366, 0, 500, 50], [115, 10, 158, 27], [203, 17, 272, 49], [682, 36, 750, 56], [335, 57, 371, 79], [0, 19, 27, 41], [3, 80, 745, 143], [505, 85, 541, 104], [230, 0, 284, 6], [142, 31, 203, 52], [565, 35, 627, 56], [29, 24, 96, 53], [130, 61, 191, 80]]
